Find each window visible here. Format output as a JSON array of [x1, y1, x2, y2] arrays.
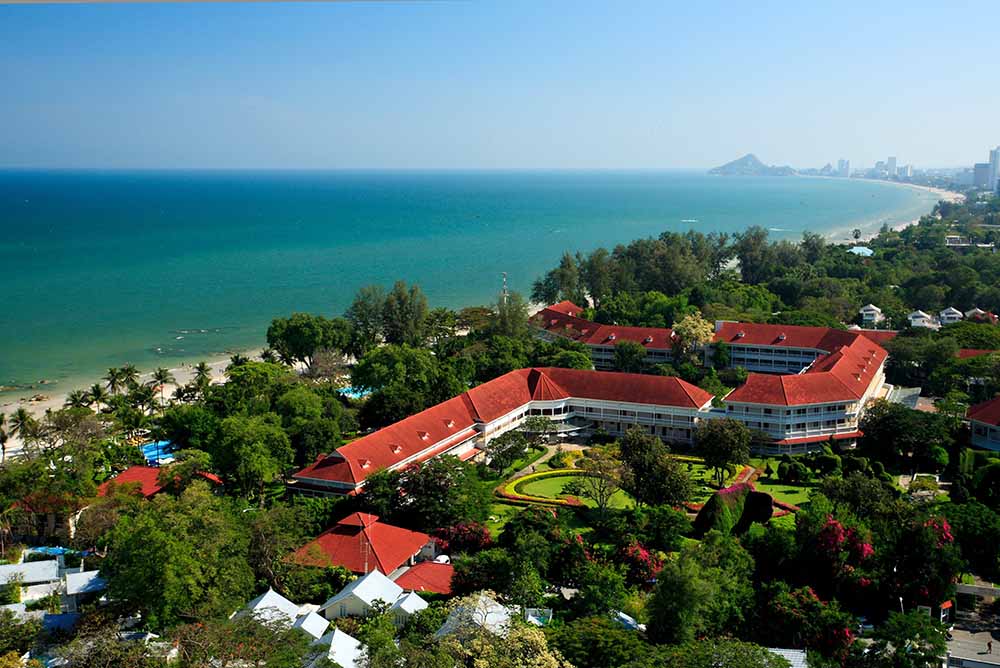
[[340, 604, 347, 617]]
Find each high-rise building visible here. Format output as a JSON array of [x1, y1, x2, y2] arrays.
[[989, 147, 1000, 192], [837, 159, 850, 177], [899, 165, 913, 178], [975, 163, 992, 188], [887, 156, 897, 179]]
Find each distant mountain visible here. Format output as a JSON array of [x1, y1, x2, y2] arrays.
[[708, 154, 797, 176]]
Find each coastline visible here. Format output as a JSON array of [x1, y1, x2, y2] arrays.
[[0, 174, 950, 452], [0, 348, 262, 459], [811, 176, 964, 243]]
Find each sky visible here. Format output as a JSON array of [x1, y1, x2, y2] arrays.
[[1, 0, 998, 170]]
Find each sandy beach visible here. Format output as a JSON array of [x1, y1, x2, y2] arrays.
[[824, 178, 965, 243], [0, 350, 261, 460]]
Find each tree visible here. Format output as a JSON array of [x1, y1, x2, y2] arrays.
[[120, 363, 140, 390], [56, 625, 163, 668], [520, 415, 556, 448], [399, 457, 490, 531], [547, 616, 654, 668], [266, 313, 351, 366], [647, 552, 713, 644], [192, 361, 213, 390], [618, 427, 693, 507], [104, 367, 125, 395], [383, 280, 429, 346], [102, 483, 254, 630], [172, 614, 317, 668], [356, 468, 404, 521], [613, 340, 647, 373], [346, 284, 387, 357], [149, 367, 175, 410], [861, 611, 947, 668], [483, 430, 529, 473], [626, 640, 793, 668], [695, 418, 751, 486], [0, 609, 40, 656], [569, 448, 622, 518], [8, 408, 37, 444], [488, 291, 531, 340], [942, 501, 1000, 578], [672, 311, 714, 363], [214, 415, 294, 504]]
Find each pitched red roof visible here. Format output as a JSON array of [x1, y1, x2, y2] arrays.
[[968, 396, 1000, 426], [96, 465, 222, 499], [713, 321, 859, 351], [957, 349, 998, 359], [531, 305, 674, 349], [725, 335, 886, 406], [392, 562, 454, 595], [291, 513, 429, 575], [293, 368, 713, 488], [856, 330, 899, 345]]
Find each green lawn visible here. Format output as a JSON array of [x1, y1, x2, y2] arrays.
[[753, 477, 814, 506], [516, 474, 634, 510], [485, 502, 523, 536]]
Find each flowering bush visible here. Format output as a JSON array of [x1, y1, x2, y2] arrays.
[[618, 540, 663, 585], [432, 521, 493, 554]]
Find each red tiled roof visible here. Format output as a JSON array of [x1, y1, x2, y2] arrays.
[[290, 514, 429, 575], [774, 430, 863, 446], [725, 334, 886, 406], [531, 306, 674, 349], [392, 562, 454, 595], [957, 349, 998, 359], [714, 321, 859, 351], [968, 396, 1000, 426], [856, 330, 899, 345], [293, 368, 713, 488], [544, 301, 584, 317], [457, 447, 482, 462], [96, 465, 221, 499]]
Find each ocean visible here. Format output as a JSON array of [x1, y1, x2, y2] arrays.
[[0, 169, 936, 394]]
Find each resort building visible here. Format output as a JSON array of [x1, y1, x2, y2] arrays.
[[290, 512, 432, 574], [859, 304, 885, 327], [97, 465, 223, 499], [288, 305, 899, 496], [721, 330, 887, 452], [968, 396, 1000, 452], [391, 561, 454, 596], [530, 301, 674, 370], [290, 367, 715, 496], [907, 310, 939, 329], [939, 307, 964, 325]]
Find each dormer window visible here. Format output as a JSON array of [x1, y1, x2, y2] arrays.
[[607, 333, 616, 341], [643, 336, 653, 344], [778, 333, 786, 341], [445, 419, 455, 428], [360, 459, 371, 469], [418, 431, 429, 440], [736, 331, 745, 339], [390, 444, 402, 454]]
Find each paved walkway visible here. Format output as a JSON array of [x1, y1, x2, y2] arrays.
[[509, 443, 587, 480]]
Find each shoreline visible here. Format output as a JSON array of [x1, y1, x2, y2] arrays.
[[811, 176, 964, 243], [0, 348, 262, 459], [0, 177, 954, 450]]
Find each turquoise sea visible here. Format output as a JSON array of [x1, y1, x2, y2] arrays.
[[0, 170, 936, 394]]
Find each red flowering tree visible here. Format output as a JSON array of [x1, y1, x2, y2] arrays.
[[432, 521, 493, 554], [757, 582, 856, 662], [617, 540, 663, 585], [890, 516, 961, 608]]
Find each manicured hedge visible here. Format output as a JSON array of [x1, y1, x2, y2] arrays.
[[496, 469, 586, 507]]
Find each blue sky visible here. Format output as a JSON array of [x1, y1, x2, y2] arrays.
[[1, 1, 998, 169]]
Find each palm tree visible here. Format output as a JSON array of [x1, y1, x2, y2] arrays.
[[104, 367, 124, 395], [120, 364, 140, 391], [260, 348, 279, 364], [149, 367, 175, 409], [9, 408, 37, 443], [193, 362, 212, 394], [129, 384, 156, 415], [65, 390, 90, 409], [0, 414, 7, 464], [228, 354, 249, 370], [88, 383, 110, 413]]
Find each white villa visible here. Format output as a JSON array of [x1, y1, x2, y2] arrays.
[[908, 310, 939, 329], [939, 307, 964, 325], [319, 570, 427, 627], [859, 304, 885, 326]]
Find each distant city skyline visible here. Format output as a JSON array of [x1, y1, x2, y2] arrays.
[[1, 1, 999, 169]]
